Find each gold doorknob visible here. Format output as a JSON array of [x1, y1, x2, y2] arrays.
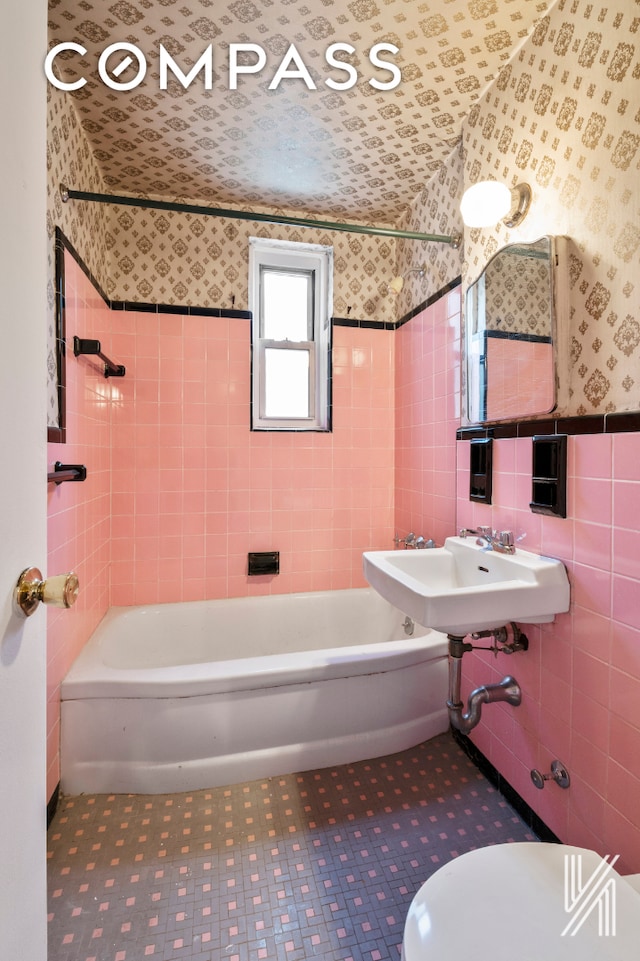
[[15, 567, 79, 617]]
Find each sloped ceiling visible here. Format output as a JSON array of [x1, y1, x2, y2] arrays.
[[48, 0, 554, 223]]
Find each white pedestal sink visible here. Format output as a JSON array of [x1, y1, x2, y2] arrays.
[[363, 536, 570, 636]]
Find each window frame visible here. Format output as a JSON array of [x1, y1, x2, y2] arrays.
[[249, 237, 332, 432]]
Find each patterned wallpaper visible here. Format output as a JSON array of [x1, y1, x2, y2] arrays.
[[47, 80, 400, 320], [459, 0, 639, 416], [48, 0, 640, 423], [105, 201, 399, 320], [47, 85, 110, 428], [46, 90, 400, 428], [46, 0, 553, 222], [395, 142, 464, 311]]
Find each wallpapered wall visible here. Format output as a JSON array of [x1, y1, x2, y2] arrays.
[[395, 143, 464, 312], [46, 85, 406, 427], [46, 85, 402, 320], [460, 0, 639, 417], [46, 86, 110, 429], [105, 206, 398, 320], [400, 0, 638, 418]]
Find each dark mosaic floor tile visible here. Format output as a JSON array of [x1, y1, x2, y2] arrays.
[[48, 732, 537, 961]]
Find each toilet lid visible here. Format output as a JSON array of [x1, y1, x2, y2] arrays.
[[403, 842, 640, 960]]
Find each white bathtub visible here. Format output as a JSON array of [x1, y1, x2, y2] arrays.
[[61, 588, 449, 795]]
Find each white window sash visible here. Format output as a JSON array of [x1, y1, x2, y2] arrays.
[[258, 339, 316, 423], [249, 237, 332, 431]]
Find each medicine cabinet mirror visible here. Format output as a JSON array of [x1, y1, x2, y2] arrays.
[[465, 236, 565, 424]]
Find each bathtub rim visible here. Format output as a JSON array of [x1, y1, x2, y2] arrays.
[[62, 587, 449, 701]]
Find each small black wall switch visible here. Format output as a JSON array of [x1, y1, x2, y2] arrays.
[[248, 551, 280, 576]]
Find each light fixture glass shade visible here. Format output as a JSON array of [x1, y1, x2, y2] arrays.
[[460, 181, 512, 228], [387, 276, 404, 295]]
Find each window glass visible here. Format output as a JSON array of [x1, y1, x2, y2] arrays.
[[264, 347, 310, 418], [261, 269, 312, 341]]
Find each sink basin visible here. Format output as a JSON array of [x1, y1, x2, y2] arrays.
[[363, 536, 570, 635]]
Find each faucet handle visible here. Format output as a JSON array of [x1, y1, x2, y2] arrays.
[[497, 530, 514, 548]]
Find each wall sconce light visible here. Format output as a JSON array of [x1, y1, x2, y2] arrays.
[[387, 265, 427, 296], [460, 181, 532, 229]]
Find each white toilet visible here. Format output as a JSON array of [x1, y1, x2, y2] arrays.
[[402, 842, 640, 960]]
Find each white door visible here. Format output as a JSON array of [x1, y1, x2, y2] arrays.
[[0, 0, 48, 956]]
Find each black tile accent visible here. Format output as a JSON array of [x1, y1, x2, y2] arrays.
[[457, 411, 640, 439], [109, 299, 252, 320], [55, 227, 111, 305], [457, 426, 491, 440], [53, 230, 252, 321], [555, 415, 605, 435], [151, 302, 186, 315], [469, 438, 493, 503], [451, 729, 560, 843], [247, 551, 280, 576], [515, 418, 558, 437], [605, 411, 640, 433], [530, 434, 568, 518], [395, 276, 462, 330], [56, 229, 461, 333], [359, 319, 396, 330], [115, 299, 158, 313], [219, 308, 252, 320], [332, 316, 393, 329], [488, 423, 519, 439], [331, 315, 360, 327], [47, 782, 60, 829], [49, 230, 69, 443]]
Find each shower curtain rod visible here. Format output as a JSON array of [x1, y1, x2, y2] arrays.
[[60, 185, 462, 247]]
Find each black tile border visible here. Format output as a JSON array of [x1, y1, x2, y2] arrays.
[[47, 781, 60, 828], [55, 226, 110, 304], [58, 235, 640, 440], [49, 231, 68, 443], [56, 229, 461, 332], [332, 316, 396, 330], [55, 229, 251, 321], [457, 410, 640, 440], [332, 276, 461, 330], [451, 728, 561, 843], [394, 275, 462, 329]]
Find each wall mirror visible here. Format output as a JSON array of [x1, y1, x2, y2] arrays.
[[465, 236, 562, 424]]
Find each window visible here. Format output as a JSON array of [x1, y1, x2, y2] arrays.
[[249, 237, 332, 431]]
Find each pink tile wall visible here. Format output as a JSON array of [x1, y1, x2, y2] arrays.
[[107, 315, 395, 604], [47, 259, 395, 797], [457, 432, 640, 873], [395, 287, 461, 545], [46, 254, 113, 798]]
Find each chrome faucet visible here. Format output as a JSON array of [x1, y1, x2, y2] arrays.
[[394, 532, 436, 549], [459, 526, 516, 554]]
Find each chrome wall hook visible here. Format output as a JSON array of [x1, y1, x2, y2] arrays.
[[530, 759, 570, 790]]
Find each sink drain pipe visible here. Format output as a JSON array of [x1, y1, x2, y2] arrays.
[[446, 634, 522, 734]]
